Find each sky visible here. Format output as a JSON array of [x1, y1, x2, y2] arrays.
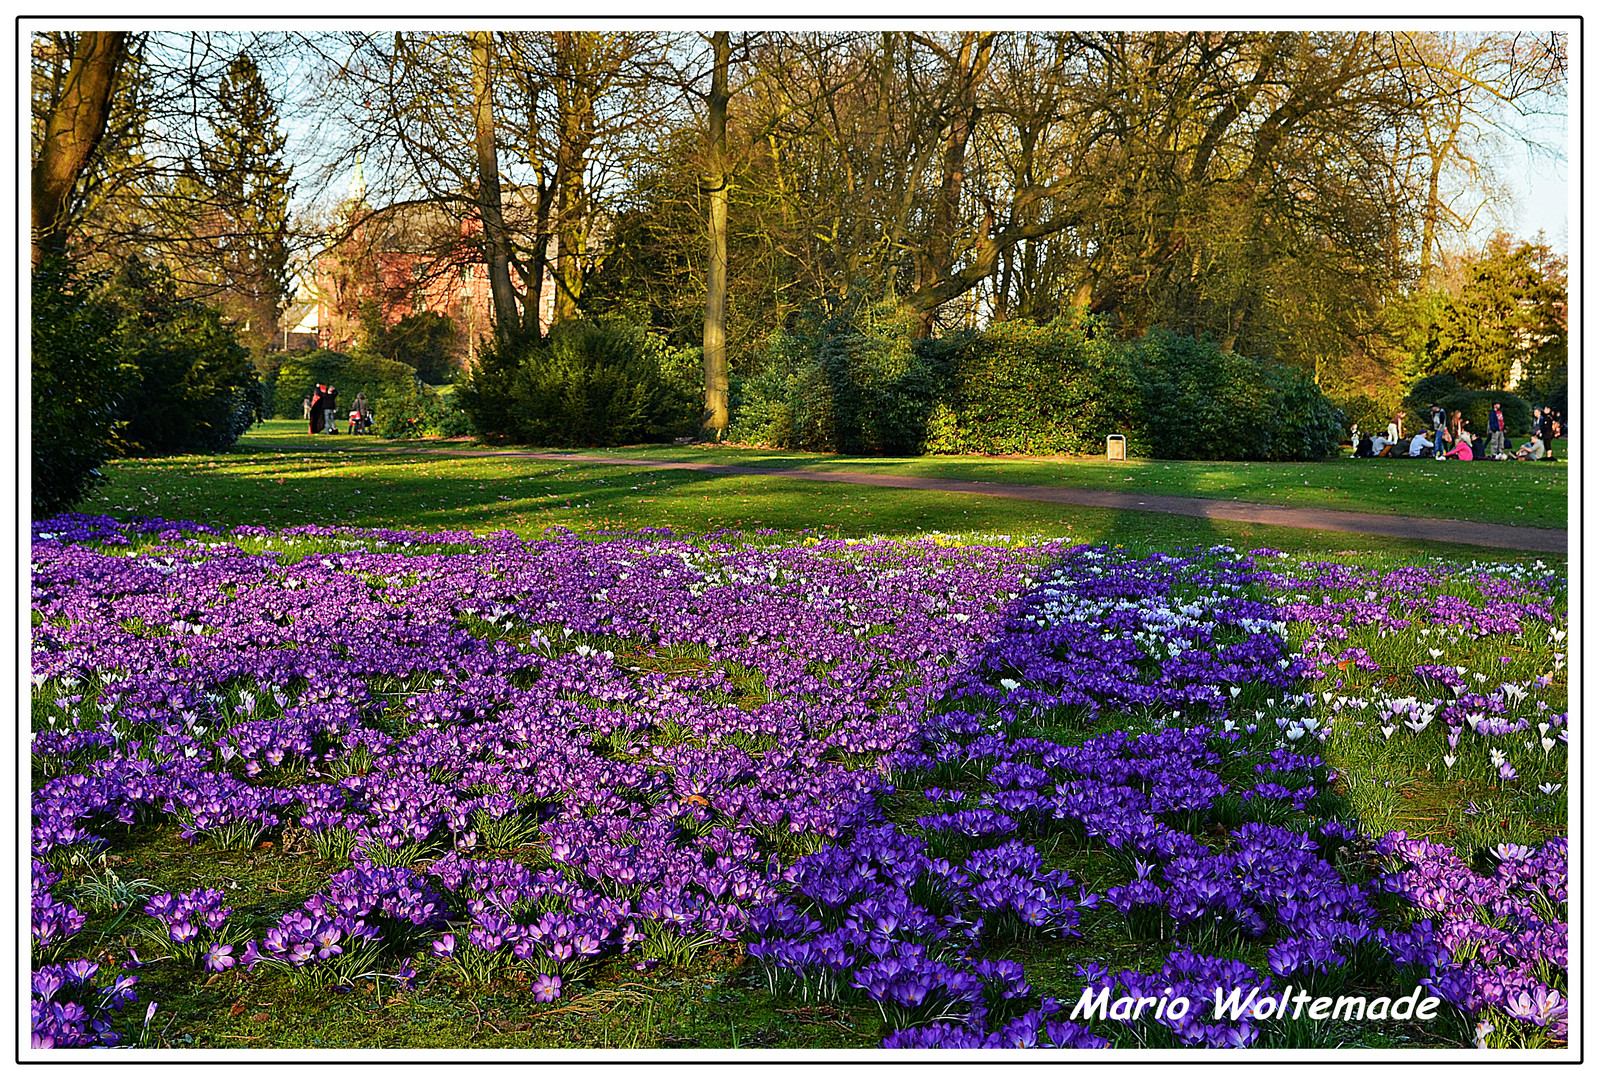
[[1480, 108, 1569, 252]]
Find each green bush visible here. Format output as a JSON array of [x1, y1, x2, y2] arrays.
[[451, 329, 526, 438], [371, 380, 446, 439], [727, 301, 949, 454], [253, 353, 280, 419], [1514, 350, 1567, 421], [725, 324, 819, 448], [1132, 331, 1269, 459], [432, 397, 476, 438], [273, 349, 421, 422], [654, 340, 705, 418], [457, 319, 696, 446], [31, 258, 133, 516], [1403, 373, 1464, 414], [919, 317, 1144, 456], [106, 259, 265, 454], [1131, 331, 1342, 461], [1445, 391, 1530, 442], [1258, 361, 1350, 461]]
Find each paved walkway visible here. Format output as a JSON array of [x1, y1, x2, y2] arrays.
[[263, 443, 1570, 553]]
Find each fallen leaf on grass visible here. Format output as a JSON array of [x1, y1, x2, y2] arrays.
[[251, 1013, 270, 1023]]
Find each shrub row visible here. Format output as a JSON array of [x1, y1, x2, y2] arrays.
[[729, 311, 1344, 461]]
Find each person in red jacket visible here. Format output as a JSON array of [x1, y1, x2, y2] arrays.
[[308, 385, 329, 434]]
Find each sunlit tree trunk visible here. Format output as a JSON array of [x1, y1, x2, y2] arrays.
[[551, 32, 590, 325], [32, 31, 128, 264], [701, 31, 731, 438], [470, 32, 519, 333]]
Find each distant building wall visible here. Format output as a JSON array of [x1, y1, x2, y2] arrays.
[[313, 212, 554, 365]]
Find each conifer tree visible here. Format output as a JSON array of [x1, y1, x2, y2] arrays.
[[1415, 234, 1566, 390], [191, 51, 293, 354]]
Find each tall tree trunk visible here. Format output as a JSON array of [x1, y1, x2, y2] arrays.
[[552, 33, 589, 325], [31, 31, 128, 264], [469, 32, 519, 334], [701, 31, 731, 438], [522, 183, 554, 338]]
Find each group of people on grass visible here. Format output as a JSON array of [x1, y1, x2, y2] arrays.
[[301, 388, 373, 435], [1354, 403, 1563, 462]]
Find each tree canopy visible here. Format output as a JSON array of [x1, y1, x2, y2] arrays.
[[34, 28, 1569, 412]]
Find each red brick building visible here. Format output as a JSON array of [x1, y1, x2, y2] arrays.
[[313, 201, 553, 365]]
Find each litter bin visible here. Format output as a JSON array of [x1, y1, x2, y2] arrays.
[[1107, 434, 1127, 461]]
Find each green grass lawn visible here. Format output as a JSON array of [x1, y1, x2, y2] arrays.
[[82, 429, 1558, 562], [232, 419, 1569, 529]]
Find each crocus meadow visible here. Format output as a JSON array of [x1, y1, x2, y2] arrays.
[[29, 514, 1567, 1050]]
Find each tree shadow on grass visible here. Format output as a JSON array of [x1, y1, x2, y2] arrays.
[[84, 448, 1561, 564]]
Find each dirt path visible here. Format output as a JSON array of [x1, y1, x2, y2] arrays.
[[254, 443, 1569, 553]]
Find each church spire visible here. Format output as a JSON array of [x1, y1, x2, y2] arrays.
[[350, 152, 366, 206]]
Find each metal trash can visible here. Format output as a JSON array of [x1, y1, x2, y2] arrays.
[[1107, 434, 1127, 461]]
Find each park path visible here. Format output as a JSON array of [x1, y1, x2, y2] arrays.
[[263, 442, 1569, 553]]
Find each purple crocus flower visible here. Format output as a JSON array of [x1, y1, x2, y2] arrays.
[[202, 943, 235, 973], [531, 973, 562, 1003]]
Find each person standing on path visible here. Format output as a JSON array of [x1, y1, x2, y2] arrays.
[[1488, 402, 1506, 459]]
